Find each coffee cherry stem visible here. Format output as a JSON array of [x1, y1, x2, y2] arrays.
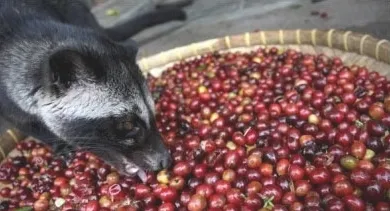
[[54, 198, 66, 208], [262, 196, 275, 209], [355, 120, 364, 128], [15, 206, 33, 211]]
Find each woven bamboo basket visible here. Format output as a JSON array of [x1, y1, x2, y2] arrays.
[[1, 29, 390, 162]]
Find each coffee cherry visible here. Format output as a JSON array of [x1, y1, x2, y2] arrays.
[[295, 180, 312, 197], [276, 159, 289, 176], [196, 184, 214, 198], [343, 195, 365, 211], [368, 104, 385, 120], [134, 184, 151, 199], [169, 176, 185, 190], [85, 200, 100, 211], [247, 154, 262, 169], [332, 180, 353, 197], [106, 172, 120, 185], [340, 155, 358, 170], [159, 202, 175, 211], [159, 187, 178, 202], [350, 168, 371, 187], [33, 199, 49, 211], [373, 167, 390, 188], [309, 168, 330, 184], [364, 181, 384, 202], [99, 195, 112, 208], [224, 151, 241, 169], [188, 194, 207, 211], [259, 185, 283, 203], [173, 161, 192, 177], [209, 194, 226, 208], [157, 170, 170, 184], [366, 120, 385, 137], [193, 164, 207, 179], [350, 141, 366, 159], [326, 198, 346, 211], [226, 188, 244, 205], [289, 164, 305, 181]]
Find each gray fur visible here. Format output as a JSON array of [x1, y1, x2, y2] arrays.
[[0, 0, 184, 175]]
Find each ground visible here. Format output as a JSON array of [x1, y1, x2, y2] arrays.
[[91, 0, 390, 57]]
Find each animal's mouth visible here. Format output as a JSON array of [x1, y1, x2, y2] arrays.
[[121, 157, 148, 183]]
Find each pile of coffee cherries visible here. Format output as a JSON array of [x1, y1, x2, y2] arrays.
[[1, 47, 390, 211]]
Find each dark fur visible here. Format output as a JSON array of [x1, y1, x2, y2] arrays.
[[0, 0, 186, 175]]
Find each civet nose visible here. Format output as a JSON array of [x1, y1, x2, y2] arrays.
[[160, 153, 172, 169]]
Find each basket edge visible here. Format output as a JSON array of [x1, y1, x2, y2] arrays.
[[137, 29, 390, 73]]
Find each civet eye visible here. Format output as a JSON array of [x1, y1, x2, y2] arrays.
[[121, 121, 134, 131], [116, 120, 140, 138]]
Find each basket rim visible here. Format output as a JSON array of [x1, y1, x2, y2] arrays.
[[137, 29, 390, 73]]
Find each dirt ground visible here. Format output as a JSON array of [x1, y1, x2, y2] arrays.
[[90, 0, 390, 57]]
